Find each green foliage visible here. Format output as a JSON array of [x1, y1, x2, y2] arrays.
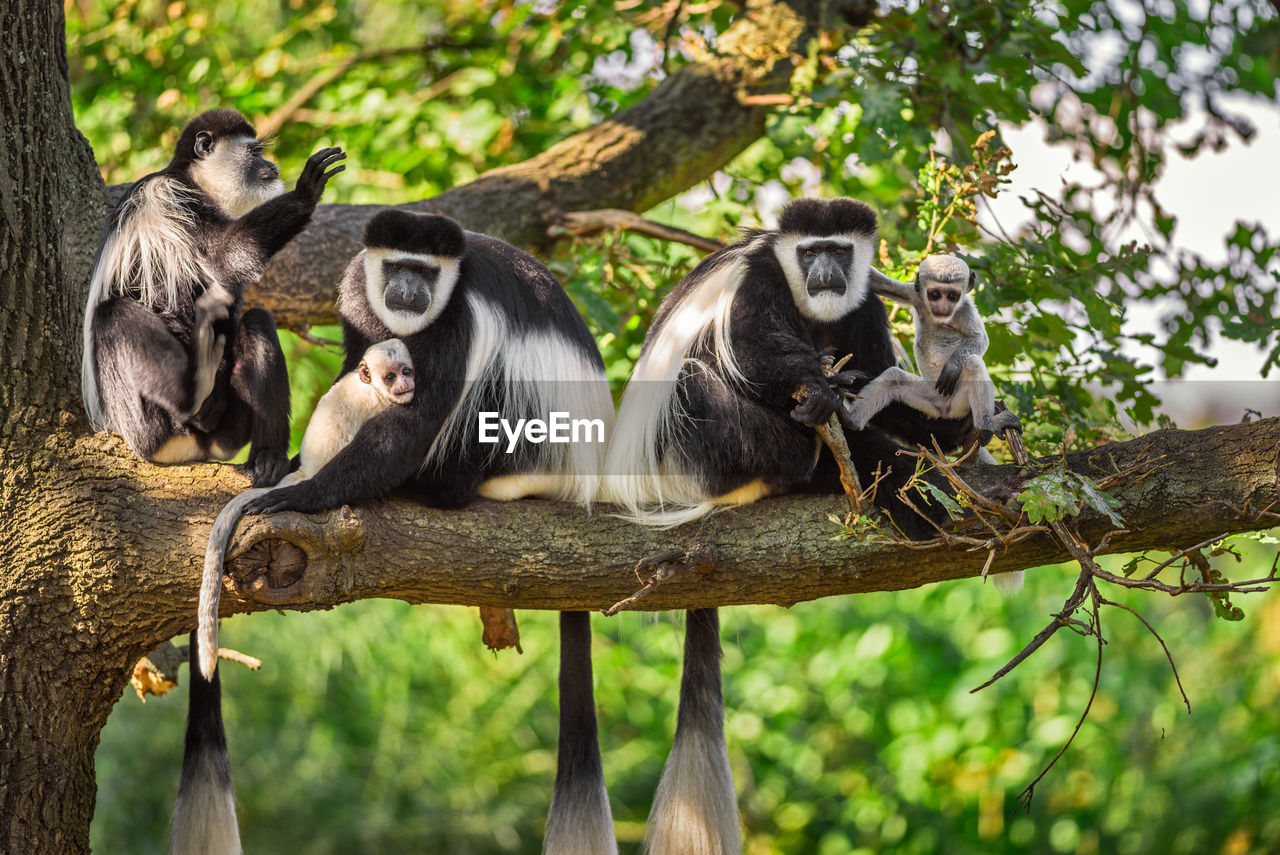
[[94, 551, 1280, 854], [1018, 466, 1124, 527]]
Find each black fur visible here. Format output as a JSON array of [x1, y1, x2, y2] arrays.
[[244, 218, 604, 514], [777, 197, 878, 238], [84, 110, 345, 487], [363, 209, 467, 257], [544, 612, 616, 852], [171, 109, 255, 167], [647, 203, 971, 538]]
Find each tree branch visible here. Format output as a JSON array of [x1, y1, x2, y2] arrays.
[[170, 419, 1278, 623], [550, 209, 725, 253]]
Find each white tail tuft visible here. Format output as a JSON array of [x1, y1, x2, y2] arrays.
[[645, 723, 741, 855]]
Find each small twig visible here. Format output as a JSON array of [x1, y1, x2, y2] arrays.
[[551, 209, 724, 254], [296, 324, 342, 349], [257, 37, 493, 138], [1142, 533, 1231, 581], [1099, 596, 1190, 713], [739, 93, 795, 106], [1013, 600, 1104, 814], [792, 355, 865, 516], [603, 549, 714, 616], [215, 647, 263, 670], [971, 568, 1092, 693]]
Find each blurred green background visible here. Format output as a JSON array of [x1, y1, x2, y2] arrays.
[[67, 0, 1280, 851]]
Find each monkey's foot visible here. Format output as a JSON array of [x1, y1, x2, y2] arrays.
[[242, 449, 289, 488]]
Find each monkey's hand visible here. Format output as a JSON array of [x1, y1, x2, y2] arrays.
[[241, 482, 319, 516], [934, 353, 965, 398], [980, 409, 1023, 434], [294, 147, 347, 207], [818, 350, 866, 399], [791, 378, 841, 427]]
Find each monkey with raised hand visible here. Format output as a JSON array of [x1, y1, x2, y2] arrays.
[[852, 255, 1022, 436], [81, 109, 346, 487]]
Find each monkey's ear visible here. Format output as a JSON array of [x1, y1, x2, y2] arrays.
[[194, 131, 216, 159], [967, 271, 976, 293], [358, 362, 372, 384]]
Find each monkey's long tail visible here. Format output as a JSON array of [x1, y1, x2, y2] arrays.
[[198, 474, 298, 679], [645, 608, 741, 855], [170, 631, 241, 855], [544, 611, 618, 855]]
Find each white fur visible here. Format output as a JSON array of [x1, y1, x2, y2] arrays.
[[644, 724, 741, 855], [169, 746, 241, 855], [197, 339, 412, 679], [81, 177, 215, 429], [543, 782, 619, 855], [189, 136, 284, 218], [602, 245, 760, 525], [773, 233, 874, 322], [362, 247, 462, 337], [151, 434, 205, 464], [422, 295, 614, 506], [993, 570, 1025, 595]]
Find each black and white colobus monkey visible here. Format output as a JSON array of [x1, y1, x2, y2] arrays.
[[605, 198, 973, 852], [239, 208, 613, 515], [81, 109, 346, 487], [849, 254, 1022, 435], [197, 339, 416, 680], [604, 197, 969, 532], [224, 211, 616, 850], [174, 340, 414, 855]]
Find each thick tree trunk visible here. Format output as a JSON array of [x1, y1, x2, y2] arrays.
[[0, 1, 110, 851]]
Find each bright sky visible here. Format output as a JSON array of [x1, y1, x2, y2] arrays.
[[981, 97, 1280, 424]]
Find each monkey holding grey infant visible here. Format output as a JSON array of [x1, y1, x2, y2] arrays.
[[848, 254, 1022, 438], [195, 338, 417, 680]]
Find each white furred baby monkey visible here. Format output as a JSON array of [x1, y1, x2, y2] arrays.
[[848, 254, 1021, 436], [196, 338, 416, 679]]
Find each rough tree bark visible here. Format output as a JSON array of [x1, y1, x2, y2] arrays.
[[1, 2, 1277, 854]]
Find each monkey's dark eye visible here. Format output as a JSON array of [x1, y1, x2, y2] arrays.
[[833, 247, 846, 256], [390, 263, 403, 271], [804, 249, 816, 257], [402, 367, 413, 376], [947, 291, 960, 302], [928, 290, 942, 301], [384, 372, 396, 385]]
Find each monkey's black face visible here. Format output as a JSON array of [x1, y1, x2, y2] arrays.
[[381, 259, 437, 316], [361, 246, 462, 336], [245, 142, 279, 187], [924, 283, 965, 319], [796, 239, 853, 297]]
